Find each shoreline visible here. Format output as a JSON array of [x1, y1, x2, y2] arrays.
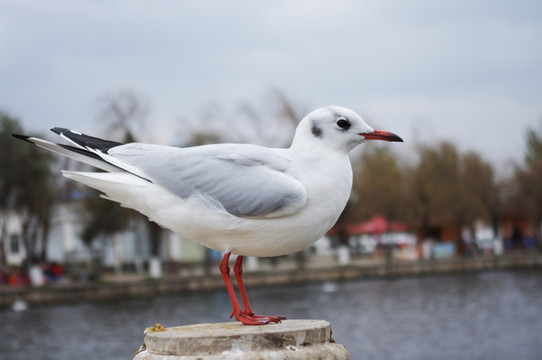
[[1, 254, 541, 309]]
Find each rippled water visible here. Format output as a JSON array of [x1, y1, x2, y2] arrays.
[[2, 270, 542, 360]]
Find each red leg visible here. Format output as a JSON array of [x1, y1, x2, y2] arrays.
[[233, 255, 254, 315], [219, 252, 269, 325], [233, 255, 285, 323], [219, 252, 242, 319]]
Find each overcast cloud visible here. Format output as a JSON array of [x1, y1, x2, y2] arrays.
[[1, 0, 541, 171]]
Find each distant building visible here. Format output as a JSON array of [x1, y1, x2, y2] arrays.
[[1, 199, 207, 270], [2, 211, 26, 267]]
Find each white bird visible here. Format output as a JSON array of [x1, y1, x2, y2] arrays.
[[14, 106, 402, 325]]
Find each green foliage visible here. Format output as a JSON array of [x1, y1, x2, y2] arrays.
[[0, 114, 24, 209], [80, 192, 136, 246], [525, 128, 542, 166], [0, 112, 56, 263], [512, 125, 542, 225]]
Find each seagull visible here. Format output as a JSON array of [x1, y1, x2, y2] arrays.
[[13, 106, 402, 325]]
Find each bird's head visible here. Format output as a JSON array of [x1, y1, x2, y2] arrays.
[[292, 106, 403, 153]]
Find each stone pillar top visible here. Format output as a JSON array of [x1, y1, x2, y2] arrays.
[[134, 319, 351, 360]]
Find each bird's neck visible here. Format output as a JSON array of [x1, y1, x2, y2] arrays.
[[289, 135, 350, 157]]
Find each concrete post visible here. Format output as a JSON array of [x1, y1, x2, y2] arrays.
[[134, 319, 351, 360]]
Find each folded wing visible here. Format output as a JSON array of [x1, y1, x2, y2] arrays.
[[107, 143, 307, 218], [17, 129, 308, 219]]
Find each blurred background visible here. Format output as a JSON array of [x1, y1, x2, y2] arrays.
[[1, 1, 541, 359]]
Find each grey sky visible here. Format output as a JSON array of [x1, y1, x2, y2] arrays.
[[1, 0, 541, 171]]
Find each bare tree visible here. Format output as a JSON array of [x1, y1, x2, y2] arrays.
[[179, 88, 305, 148], [408, 141, 496, 253], [511, 123, 542, 235], [82, 90, 161, 274], [348, 146, 407, 222], [96, 90, 149, 141], [459, 151, 498, 239]]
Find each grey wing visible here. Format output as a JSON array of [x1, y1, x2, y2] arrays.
[[107, 143, 307, 218]]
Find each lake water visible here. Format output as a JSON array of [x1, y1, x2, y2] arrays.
[[1, 269, 542, 360]]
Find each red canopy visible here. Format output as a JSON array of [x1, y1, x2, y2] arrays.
[[346, 215, 408, 235]]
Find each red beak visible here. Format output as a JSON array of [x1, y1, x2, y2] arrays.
[[361, 129, 403, 142]]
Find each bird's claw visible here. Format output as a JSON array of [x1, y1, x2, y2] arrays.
[[235, 312, 286, 325]]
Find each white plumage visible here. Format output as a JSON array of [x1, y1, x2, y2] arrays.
[[15, 105, 402, 324], [18, 106, 403, 257]]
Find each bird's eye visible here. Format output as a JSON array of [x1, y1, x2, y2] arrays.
[[336, 118, 351, 130]]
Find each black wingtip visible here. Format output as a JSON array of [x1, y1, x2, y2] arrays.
[[51, 127, 69, 135], [12, 133, 32, 142], [49, 127, 123, 151]]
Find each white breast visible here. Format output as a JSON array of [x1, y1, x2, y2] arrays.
[[173, 149, 354, 257]]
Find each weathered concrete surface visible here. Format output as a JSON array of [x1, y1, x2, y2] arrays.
[[133, 319, 351, 360]]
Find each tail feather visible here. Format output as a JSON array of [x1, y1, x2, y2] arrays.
[[61, 170, 154, 210]]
